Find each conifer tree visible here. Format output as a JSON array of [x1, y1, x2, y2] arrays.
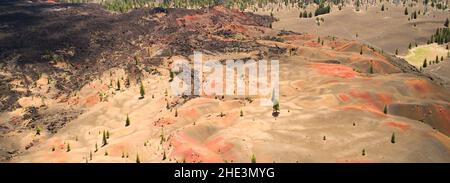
[[67, 143, 71, 152], [369, 64, 374, 74], [125, 114, 130, 127], [139, 81, 145, 99], [391, 132, 396, 144], [36, 127, 41, 135], [251, 154, 256, 163], [102, 131, 108, 146]]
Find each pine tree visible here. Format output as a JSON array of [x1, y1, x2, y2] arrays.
[[251, 154, 256, 163], [106, 131, 110, 139], [125, 114, 130, 127], [51, 146, 55, 152], [395, 49, 398, 55], [95, 143, 98, 152], [445, 18, 449, 27], [362, 149, 366, 156], [273, 102, 279, 112], [89, 151, 93, 160], [323, 136, 326, 141], [162, 150, 167, 160], [136, 154, 140, 163], [383, 105, 388, 114], [423, 59, 428, 68], [102, 131, 108, 146], [116, 80, 121, 91], [369, 64, 374, 74], [104, 150, 108, 156], [404, 7, 408, 15], [139, 81, 145, 99], [36, 127, 41, 135], [391, 132, 396, 144], [66, 143, 71, 152], [360, 46, 363, 55], [408, 43, 412, 49], [381, 4, 385, 11], [240, 109, 243, 117], [169, 71, 174, 82]]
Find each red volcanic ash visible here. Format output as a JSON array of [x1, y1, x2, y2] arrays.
[[310, 63, 357, 78]]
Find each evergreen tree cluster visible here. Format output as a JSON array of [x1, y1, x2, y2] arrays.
[[431, 28, 450, 45], [314, 3, 331, 16]]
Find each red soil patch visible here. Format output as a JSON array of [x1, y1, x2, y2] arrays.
[[205, 137, 234, 155], [108, 143, 128, 156], [304, 41, 321, 47], [338, 90, 392, 115], [348, 90, 372, 100], [433, 104, 450, 123], [338, 93, 350, 102], [179, 108, 201, 120], [310, 63, 357, 78], [384, 121, 411, 131], [376, 93, 393, 104], [405, 79, 433, 93], [170, 132, 222, 163], [338, 104, 385, 116], [84, 95, 100, 107], [182, 15, 201, 22]]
